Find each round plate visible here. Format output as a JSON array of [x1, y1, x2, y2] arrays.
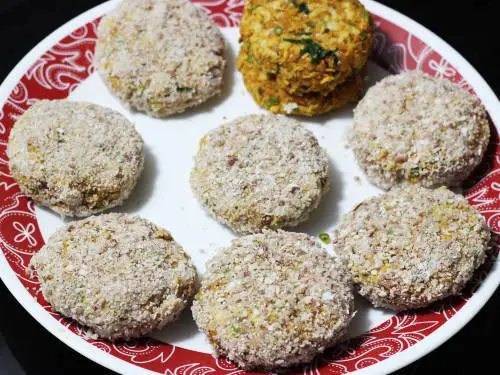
[[0, 1, 499, 374]]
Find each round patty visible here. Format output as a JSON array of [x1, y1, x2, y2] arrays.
[[29, 213, 197, 341], [192, 230, 354, 370], [333, 184, 490, 310], [240, 61, 366, 116], [190, 114, 330, 234], [95, 0, 226, 118], [237, 0, 372, 116], [7, 100, 144, 217], [350, 71, 490, 189]]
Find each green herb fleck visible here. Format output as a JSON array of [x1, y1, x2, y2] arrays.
[[231, 324, 242, 334], [387, 228, 394, 235], [264, 97, 280, 107], [298, 2, 310, 14], [290, 0, 310, 14], [134, 84, 147, 96], [274, 26, 283, 36], [79, 293, 88, 303], [409, 167, 420, 177], [363, 10, 370, 21], [245, 42, 256, 64], [177, 87, 193, 92], [319, 233, 331, 244], [284, 38, 339, 65], [294, 31, 312, 36]]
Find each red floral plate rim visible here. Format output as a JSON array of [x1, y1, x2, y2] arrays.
[[0, 1, 499, 374]]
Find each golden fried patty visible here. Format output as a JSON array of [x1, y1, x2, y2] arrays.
[[237, 0, 372, 116], [240, 61, 365, 115]]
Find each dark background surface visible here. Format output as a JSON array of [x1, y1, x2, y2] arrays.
[[0, 1, 499, 374]]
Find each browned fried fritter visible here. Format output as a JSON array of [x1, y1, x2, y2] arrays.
[[237, 0, 372, 116]]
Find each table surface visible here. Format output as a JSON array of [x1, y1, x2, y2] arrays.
[[0, 1, 499, 374]]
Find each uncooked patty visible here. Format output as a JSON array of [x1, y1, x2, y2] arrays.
[[350, 71, 490, 189], [95, 0, 226, 117], [29, 213, 197, 341], [7, 100, 144, 217], [192, 230, 354, 370], [190, 114, 330, 234], [333, 184, 490, 310]]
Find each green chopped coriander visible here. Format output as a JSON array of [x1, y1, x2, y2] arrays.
[[245, 42, 256, 64], [319, 232, 331, 244], [246, 54, 255, 64], [177, 87, 193, 92], [274, 26, 283, 36], [133, 84, 147, 96], [290, 0, 310, 14], [264, 97, 280, 107], [284, 38, 339, 65], [409, 167, 420, 177], [387, 228, 394, 235], [231, 324, 242, 334]]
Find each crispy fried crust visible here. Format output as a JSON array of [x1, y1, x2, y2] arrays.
[[237, 0, 372, 116]]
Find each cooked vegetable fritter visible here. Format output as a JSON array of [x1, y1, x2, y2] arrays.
[[237, 0, 372, 116]]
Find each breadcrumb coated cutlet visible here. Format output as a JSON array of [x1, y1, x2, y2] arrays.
[[7, 100, 144, 217], [192, 230, 354, 370], [95, 0, 226, 118], [190, 114, 330, 234], [350, 71, 490, 189], [30, 213, 197, 341], [238, 0, 372, 116], [333, 184, 490, 310]]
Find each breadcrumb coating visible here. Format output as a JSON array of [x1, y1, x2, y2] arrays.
[[190, 114, 330, 234], [333, 184, 490, 310], [30, 213, 197, 341], [7, 100, 144, 217], [192, 230, 354, 370], [95, 0, 226, 117], [350, 71, 490, 189]]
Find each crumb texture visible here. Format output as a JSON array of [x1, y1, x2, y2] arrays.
[[237, 0, 372, 116], [7, 100, 144, 217], [30, 213, 197, 340], [333, 184, 490, 310], [350, 71, 490, 189], [190, 114, 330, 234], [192, 230, 354, 370], [95, 0, 226, 117]]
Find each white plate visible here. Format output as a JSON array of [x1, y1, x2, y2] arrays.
[[0, 1, 498, 374]]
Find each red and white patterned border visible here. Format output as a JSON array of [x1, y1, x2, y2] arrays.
[[0, 1, 498, 374]]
